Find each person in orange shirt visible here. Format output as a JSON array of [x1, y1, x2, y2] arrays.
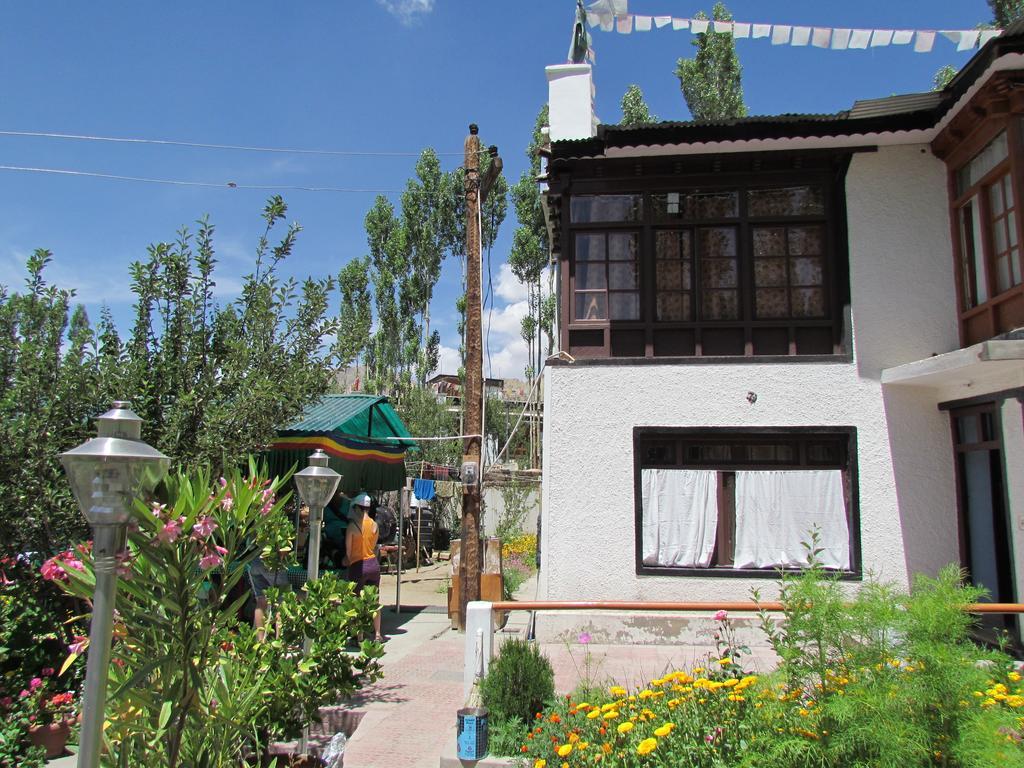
[[345, 492, 384, 643]]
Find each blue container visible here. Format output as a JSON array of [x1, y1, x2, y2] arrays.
[[457, 706, 489, 761]]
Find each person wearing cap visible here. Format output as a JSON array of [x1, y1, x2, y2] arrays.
[[345, 491, 384, 642]]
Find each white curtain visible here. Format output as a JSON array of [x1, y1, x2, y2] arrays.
[[641, 469, 718, 567], [733, 470, 849, 570]]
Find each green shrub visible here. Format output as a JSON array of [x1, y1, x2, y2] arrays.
[[480, 638, 555, 728]]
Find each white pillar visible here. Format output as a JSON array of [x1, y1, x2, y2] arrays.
[[464, 601, 494, 700], [546, 63, 598, 142]]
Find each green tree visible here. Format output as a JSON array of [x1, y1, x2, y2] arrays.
[[337, 255, 372, 374], [990, 0, 1024, 26], [620, 84, 658, 125], [675, 3, 747, 121]]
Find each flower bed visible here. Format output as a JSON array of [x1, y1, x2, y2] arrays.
[[514, 560, 1024, 768]]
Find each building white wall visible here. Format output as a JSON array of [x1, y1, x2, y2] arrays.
[[539, 144, 963, 615], [1003, 398, 1024, 600]]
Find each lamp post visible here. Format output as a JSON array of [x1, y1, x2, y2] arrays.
[[292, 448, 341, 757], [60, 402, 170, 768]]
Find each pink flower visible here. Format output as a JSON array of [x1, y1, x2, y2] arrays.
[[19, 689, 30, 698], [0, 696, 12, 709], [157, 517, 185, 543], [578, 632, 592, 645], [64, 557, 84, 572], [191, 516, 218, 539], [40, 558, 66, 582], [221, 495, 234, 512], [151, 502, 167, 518], [68, 636, 88, 655], [713, 609, 728, 622], [114, 550, 133, 579], [41, 668, 54, 677], [30, 677, 42, 690], [199, 545, 228, 570]]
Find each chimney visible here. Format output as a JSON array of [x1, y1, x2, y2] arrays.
[[546, 63, 598, 142]]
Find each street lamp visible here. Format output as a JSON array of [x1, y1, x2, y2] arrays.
[[60, 401, 170, 768], [292, 448, 341, 755], [293, 449, 342, 587]]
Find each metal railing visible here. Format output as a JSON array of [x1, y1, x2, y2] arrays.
[[463, 599, 1024, 698]]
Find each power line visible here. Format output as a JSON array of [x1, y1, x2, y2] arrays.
[[0, 129, 472, 157], [0, 164, 456, 195]]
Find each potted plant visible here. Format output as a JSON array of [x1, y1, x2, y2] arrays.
[[18, 672, 78, 758]]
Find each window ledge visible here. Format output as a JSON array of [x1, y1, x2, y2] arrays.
[[549, 353, 852, 367], [637, 565, 862, 581]]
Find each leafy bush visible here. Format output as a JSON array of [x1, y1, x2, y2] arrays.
[[51, 463, 383, 767], [481, 639, 555, 732]]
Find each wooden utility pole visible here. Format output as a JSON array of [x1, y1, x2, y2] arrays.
[[459, 124, 483, 628]]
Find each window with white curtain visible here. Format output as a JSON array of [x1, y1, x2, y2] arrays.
[[634, 428, 857, 576]]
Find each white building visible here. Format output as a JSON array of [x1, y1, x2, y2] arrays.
[[538, 32, 1024, 642]]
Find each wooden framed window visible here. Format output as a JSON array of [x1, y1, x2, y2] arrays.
[[563, 170, 844, 360], [948, 125, 1024, 343], [633, 427, 860, 578]]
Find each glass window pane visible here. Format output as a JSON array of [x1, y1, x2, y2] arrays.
[[997, 255, 1011, 294], [994, 217, 1008, 254], [694, 191, 738, 220], [753, 227, 786, 257], [958, 415, 980, 444], [608, 233, 638, 261], [609, 292, 640, 320], [651, 192, 693, 221], [576, 262, 606, 290], [989, 181, 1006, 216], [748, 186, 825, 217], [656, 259, 683, 290], [1012, 249, 1022, 286], [789, 226, 824, 255], [656, 230, 680, 259], [756, 288, 789, 318], [754, 258, 788, 287], [1009, 210, 1018, 247], [575, 233, 606, 261], [790, 257, 824, 286], [703, 290, 739, 320], [699, 227, 737, 258], [702, 257, 738, 288], [575, 292, 607, 321], [656, 292, 690, 321], [570, 195, 642, 223], [609, 262, 639, 289], [957, 131, 1008, 195], [791, 287, 826, 318]]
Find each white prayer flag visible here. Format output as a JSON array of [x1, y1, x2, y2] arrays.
[[958, 30, 980, 50], [892, 30, 914, 44], [733, 22, 751, 38], [635, 15, 652, 31], [871, 29, 894, 47], [772, 24, 792, 45], [849, 29, 872, 49], [791, 26, 811, 46], [654, 16, 672, 28], [617, 14, 633, 34], [713, 20, 734, 34], [752, 23, 772, 38], [586, 11, 602, 27], [672, 18, 689, 31], [914, 30, 936, 52], [812, 27, 831, 47], [941, 30, 963, 46], [831, 28, 851, 49], [980, 29, 1003, 45], [691, 19, 709, 34], [600, 15, 614, 32]]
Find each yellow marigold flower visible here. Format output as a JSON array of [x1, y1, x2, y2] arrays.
[[1010, 671, 1022, 683], [637, 738, 658, 755], [587, 709, 602, 720], [609, 686, 627, 697], [569, 733, 580, 743], [578, 741, 589, 749], [557, 744, 573, 757], [718, 657, 732, 666], [667, 698, 680, 709], [562, 764, 569, 768], [639, 689, 654, 699], [728, 694, 746, 702], [617, 722, 634, 734], [692, 667, 705, 674], [603, 710, 619, 720], [534, 761, 546, 768], [653, 724, 675, 737], [650, 678, 665, 687], [602, 743, 612, 754], [576, 702, 590, 710], [723, 678, 739, 688]]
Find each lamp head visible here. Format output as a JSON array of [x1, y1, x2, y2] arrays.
[[293, 449, 342, 510]]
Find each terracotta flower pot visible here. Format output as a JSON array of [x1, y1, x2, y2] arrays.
[[28, 719, 71, 759]]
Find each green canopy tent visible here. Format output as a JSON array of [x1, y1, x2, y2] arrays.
[[267, 394, 416, 495]]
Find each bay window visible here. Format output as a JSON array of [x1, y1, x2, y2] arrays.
[[633, 427, 860, 577]]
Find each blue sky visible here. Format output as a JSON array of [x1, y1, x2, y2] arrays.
[[0, 1, 993, 379]]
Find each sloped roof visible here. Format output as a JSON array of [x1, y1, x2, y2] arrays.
[[282, 394, 415, 449]]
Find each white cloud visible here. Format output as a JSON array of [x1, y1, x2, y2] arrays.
[[433, 344, 463, 377], [376, 0, 435, 25], [494, 262, 528, 303]]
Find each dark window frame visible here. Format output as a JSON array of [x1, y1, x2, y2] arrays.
[[562, 167, 847, 360], [632, 426, 862, 580]]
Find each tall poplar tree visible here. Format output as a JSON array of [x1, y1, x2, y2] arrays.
[[620, 84, 658, 125], [675, 3, 747, 121]]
